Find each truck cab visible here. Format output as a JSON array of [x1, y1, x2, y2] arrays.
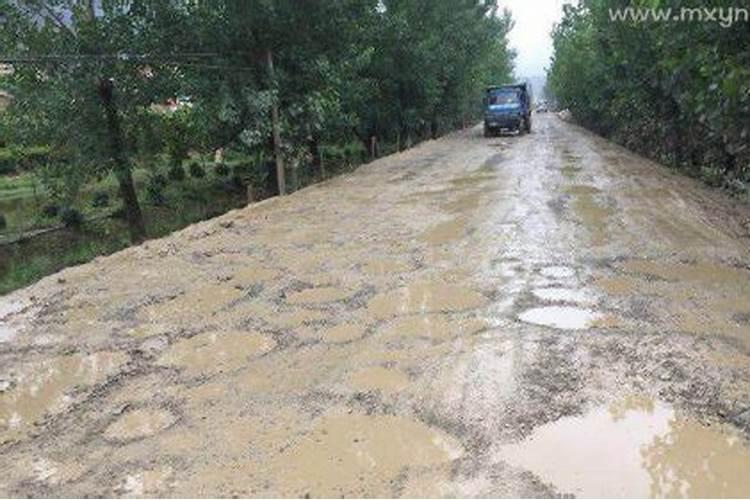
[[483, 84, 532, 137]]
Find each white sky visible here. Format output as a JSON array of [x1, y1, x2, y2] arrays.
[[500, 0, 566, 78]]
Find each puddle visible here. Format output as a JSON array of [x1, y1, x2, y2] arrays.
[[368, 282, 488, 318], [518, 306, 600, 330], [286, 286, 352, 304], [380, 314, 484, 340], [570, 191, 612, 246], [421, 219, 467, 245], [158, 331, 275, 376], [532, 287, 595, 305], [104, 408, 176, 442], [230, 266, 278, 286], [348, 366, 409, 394], [319, 324, 365, 344], [361, 259, 412, 275], [539, 266, 576, 279], [442, 193, 482, 213], [497, 397, 750, 498], [139, 284, 244, 324], [266, 412, 463, 497], [618, 260, 750, 290], [0, 352, 127, 442], [564, 184, 600, 196]]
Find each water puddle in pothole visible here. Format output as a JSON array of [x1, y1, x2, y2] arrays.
[[518, 306, 600, 330], [497, 397, 750, 498], [368, 282, 488, 318], [286, 286, 352, 304], [0, 352, 127, 442], [265, 412, 463, 497], [319, 324, 366, 344], [361, 259, 412, 275], [421, 219, 467, 245], [532, 287, 596, 305], [348, 366, 410, 394], [539, 266, 576, 279], [158, 331, 276, 376]]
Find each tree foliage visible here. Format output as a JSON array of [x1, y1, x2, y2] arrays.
[[0, 0, 515, 239], [548, 0, 750, 191]]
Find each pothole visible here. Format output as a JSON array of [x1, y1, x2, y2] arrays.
[[320, 324, 366, 344], [348, 366, 410, 395], [367, 282, 488, 318], [539, 266, 576, 279], [264, 412, 463, 497], [496, 396, 750, 498], [518, 306, 599, 330], [158, 331, 276, 376]]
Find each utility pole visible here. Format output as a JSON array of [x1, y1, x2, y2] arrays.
[[266, 49, 286, 196]]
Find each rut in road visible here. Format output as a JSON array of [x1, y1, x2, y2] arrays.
[[1, 115, 750, 497]]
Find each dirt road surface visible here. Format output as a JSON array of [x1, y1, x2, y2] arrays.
[[2, 115, 750, 497]]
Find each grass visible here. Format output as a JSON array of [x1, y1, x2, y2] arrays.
[[0, 142, 370, 295]]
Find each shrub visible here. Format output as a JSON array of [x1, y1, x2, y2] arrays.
[[42, 204, 59, 218], [91, 191, 110, 208], [146, 175, 167, 206], [0, 213, 6, 230], [0, 146, 51, 174], [189, 162, 205, 178], [214, 162, 230, 177], [167, 164, 186, 182], [60, 207, 83, 227], [0, 148, 15, 174]]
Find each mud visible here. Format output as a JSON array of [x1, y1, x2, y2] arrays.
[[2, 116, 750, 497]]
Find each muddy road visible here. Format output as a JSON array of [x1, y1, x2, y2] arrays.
[[2, 115, 750, 497]]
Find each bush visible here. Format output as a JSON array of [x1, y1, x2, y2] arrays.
[[0, 213, 6, 230], [146, 174, 167, 206], [42, 204, 59, 218], [214, 162, 230, 177], [167, 164, 186, 182], [91, 191, 110, 208], [0, 145, 51, 174], [188, 162, 205, 179], [60, 207, 83, 227], [0, 149, 15, 174]]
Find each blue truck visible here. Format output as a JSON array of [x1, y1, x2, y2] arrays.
[[483, 83, 532, 137]]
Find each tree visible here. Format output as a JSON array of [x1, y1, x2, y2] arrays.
[[0, 0, 188, 241]]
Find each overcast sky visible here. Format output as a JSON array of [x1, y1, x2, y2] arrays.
[[501, 0, 566, 78]]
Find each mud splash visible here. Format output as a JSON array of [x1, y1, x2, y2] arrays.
[[497, 396, 750, 498], [368, 282, 488, 318], [0, 352, 127, 442], [158, 331, 275, 376], [518, 306, 600, 330]]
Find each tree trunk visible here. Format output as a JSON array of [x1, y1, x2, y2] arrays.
[[308, 126, 323, 178], [266, 50, 286, 196], [98, 78, 145, 242]]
